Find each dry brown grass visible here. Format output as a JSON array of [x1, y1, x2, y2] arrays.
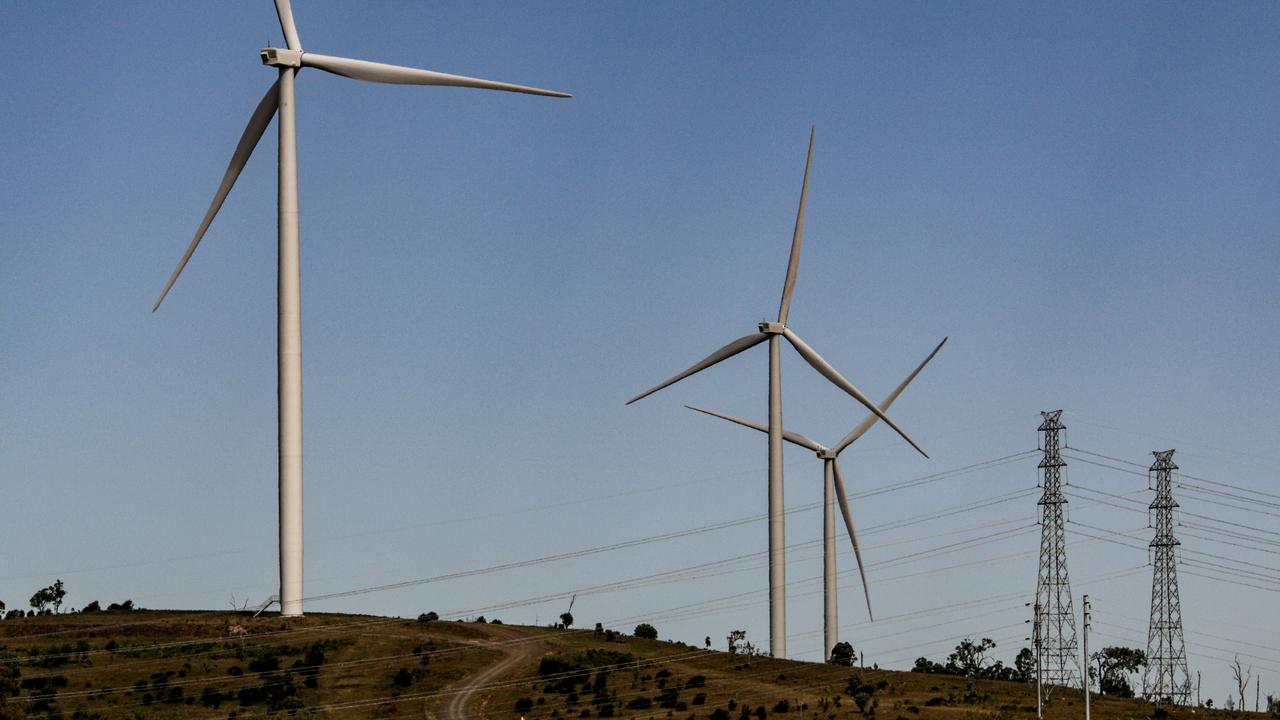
[[0, 612, 1268, 720]]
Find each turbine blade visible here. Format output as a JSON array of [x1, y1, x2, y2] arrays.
[[626, 332, 769, 405], [153, 80, 280, 312], [833, 337, 947, 454], [301, 53, 571, 98], [832, 458, 873, 620], [777, 127, 814, 325], [781, 327, 928, 458], [684, 405, 823, 452], [274, 0, 302, 50]]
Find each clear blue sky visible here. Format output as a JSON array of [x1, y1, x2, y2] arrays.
[[1, 1, 1276, 705]]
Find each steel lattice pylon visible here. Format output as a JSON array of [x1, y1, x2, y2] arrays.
[[1142, 450, 1192, 705], [1035, 410, 1080, 690]]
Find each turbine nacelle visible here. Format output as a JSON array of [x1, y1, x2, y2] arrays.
[[816, 448, 837, 460], [758, 321, 786, 335], [261, 47, 304, 68]]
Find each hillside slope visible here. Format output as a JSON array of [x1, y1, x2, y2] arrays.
[[0, 611, 1263, 720]]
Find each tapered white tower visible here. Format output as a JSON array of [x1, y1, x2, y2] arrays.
[[152, 0, 569, 617], [687, 336, 944, 659], [628, 130, 926, 656]]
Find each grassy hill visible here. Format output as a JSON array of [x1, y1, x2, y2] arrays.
[[0, 611, 1265, 720]]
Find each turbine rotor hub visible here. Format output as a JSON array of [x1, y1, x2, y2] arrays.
[[758, 321, 786, 335], [261, 47, 304, 68]]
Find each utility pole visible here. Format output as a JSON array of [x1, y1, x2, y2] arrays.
[[1142, 450, 1192, 705], [1036, 410, 1080, 691], [1082, 595, 1092, 720], [1196, 671, 1201, 707], [1029, 601, 1043, 720]]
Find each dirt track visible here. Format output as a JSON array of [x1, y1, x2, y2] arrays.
[[439, 625, 544, 720]]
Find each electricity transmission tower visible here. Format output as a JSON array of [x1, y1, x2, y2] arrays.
[[1035, 410, 1079, 690], [1143, 449, 1192, 705]]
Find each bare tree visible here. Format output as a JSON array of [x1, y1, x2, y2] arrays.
[[1231, 655, 1253, 712]]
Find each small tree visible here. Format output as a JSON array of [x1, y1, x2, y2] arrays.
[[946, 637, 996, 677], [50, 580, 65, 613], [633, 623, 658, 639], [1015, 647, 1036, 684], [828, 642, 855, 666], [912, 657, 946, 674], [417, 611, 439, 623], [1231, 656, 1252, 712], [29, 586, 53, 614], [560, 611, 574, 629], [727, 630, 747, 654], [1090, 647, 1146, 697]]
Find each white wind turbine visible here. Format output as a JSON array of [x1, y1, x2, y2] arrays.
[[626, 129, 927, 658], [151, 0, 570, 617], [686, 336, 946, 661]]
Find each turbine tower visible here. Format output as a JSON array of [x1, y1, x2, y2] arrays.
[[1034, 410, 1079, 689], [152, 0, 569, 617], [687, 336, 945, 660], [1142, 449, 1192, 705], [627, 130, 927, 658]]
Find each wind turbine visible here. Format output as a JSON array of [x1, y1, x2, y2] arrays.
[[625, 129, 927, 658], [685, 336, 946, 661], [151, 0, 570, 618]]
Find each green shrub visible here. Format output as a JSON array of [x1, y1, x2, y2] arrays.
[[539, 657, 574, 677], [247, 656, 279, 673], [578, 649, 635, 668], [200, 686, 222, 707], [658, 687, 679, 708]]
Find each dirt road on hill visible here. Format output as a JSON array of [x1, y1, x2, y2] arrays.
[[439, 625, 544, 720]]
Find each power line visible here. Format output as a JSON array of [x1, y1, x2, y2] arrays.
[[11, 482, 1039, 671], [1062, 453, 1280, 521], [306, 454, 1041, 604], [1068, 519, 1279, 575], [1179, 522, 1280, 549], [1066, 442, 1280, 501], [1061, 413, 1273, 469], [1069, 481, 1280, 539], [1063, 488, 1280, 558], [1182, 567, 1280, 594]]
